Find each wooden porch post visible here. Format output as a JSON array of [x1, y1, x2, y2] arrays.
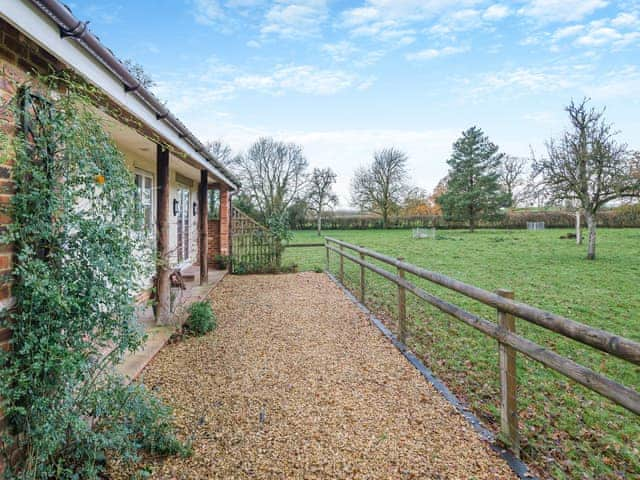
[[155, 145, 170, 325], [198, 170, 208, 285]]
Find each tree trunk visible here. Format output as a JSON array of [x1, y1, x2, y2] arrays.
[[585, 211, 596, 260], [575, 211, 582, 245], [317, 213, 322, 236], [469, 205, 475, 233], [382, 210, 388, 229]]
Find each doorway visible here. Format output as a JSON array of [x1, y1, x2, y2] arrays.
[[176, 186, 190, 263]]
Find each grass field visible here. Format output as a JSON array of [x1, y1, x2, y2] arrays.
[[283, 228, 640, 480]]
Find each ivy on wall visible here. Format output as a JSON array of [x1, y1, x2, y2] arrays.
[[0, 74, 185, 479]]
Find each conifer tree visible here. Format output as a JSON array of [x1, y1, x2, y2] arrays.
[[438, 126, 509, 231]]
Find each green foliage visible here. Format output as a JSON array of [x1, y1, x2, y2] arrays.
[[287, 228, 640, 479], [214, 254, 229, 269], [438, 126, 510, 231], [0, 75, 182, 478], [232, 193, 260, 221], [184, 301, 216, 336], [287, 208, 640, 230], [232, 259, 297, 275], [267, 212, 293, 243]]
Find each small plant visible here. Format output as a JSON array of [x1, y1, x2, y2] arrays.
[[184, 301, 216, 336], [214, 254, 229, 269]]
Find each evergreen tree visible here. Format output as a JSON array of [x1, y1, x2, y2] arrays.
[[439, 126, 509, 231]]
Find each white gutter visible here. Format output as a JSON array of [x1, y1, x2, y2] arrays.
[[0, 0, 238, 191]]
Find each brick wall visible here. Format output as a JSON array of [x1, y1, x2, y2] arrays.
[[0, 18, 51, 352], [0, 18, 64, 465], [207, 219, 220, 265]]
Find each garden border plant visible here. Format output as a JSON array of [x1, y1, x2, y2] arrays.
[[0, 72, 186, 479], [183, 301, 217, 336]]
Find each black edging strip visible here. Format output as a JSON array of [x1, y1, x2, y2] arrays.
[[326, 271, 537, 480]]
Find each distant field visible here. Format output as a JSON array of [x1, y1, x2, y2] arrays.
[[283, 228, 640, 479]]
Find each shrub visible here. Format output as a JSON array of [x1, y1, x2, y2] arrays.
[[0, 74, 184, 478], [214, 254, 229, 269], [184, 301, 216, 336]]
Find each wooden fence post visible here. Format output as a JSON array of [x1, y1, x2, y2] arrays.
[[497, 288, 519, 457], [325, 240, 330, 271], [339, 244, 344, 284], [397, 257, 406, 343], [359, 247, 365, 303]]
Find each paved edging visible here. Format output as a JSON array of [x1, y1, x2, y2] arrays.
[[325, 271, 537, 480]]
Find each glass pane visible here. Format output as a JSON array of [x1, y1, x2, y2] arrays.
[[144, 177, 152, 206], [144, 205, 152, 230]]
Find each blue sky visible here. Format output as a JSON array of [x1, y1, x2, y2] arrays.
[[69, 0, 640, 204]]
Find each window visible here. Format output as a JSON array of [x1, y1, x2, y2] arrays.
[[135, 171, 154, 236], [208, 189, 220, 220]]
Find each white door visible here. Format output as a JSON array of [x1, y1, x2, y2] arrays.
[[176, 187, 190, 263]]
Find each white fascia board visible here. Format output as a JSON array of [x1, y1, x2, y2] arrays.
[[0, 1, 237, 190]]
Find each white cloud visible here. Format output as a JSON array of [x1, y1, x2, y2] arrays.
[[406, 45, 469, 61], [340, 0, 477, 41], [611, 11, 640, 27], [191, 0, 224, 25], [585, 65, 640, 100], [261, 0, 328, 38], [552, 24, 585, 40], [518, 0, 608, 23], [321, 41, 359, 63], [483, 4, 510, 21], [576, 26, 625, 46], [459, 63, 640, 103], [461, 65, 592, 98], [246, 39, 261, 48], [550, 16, 640, 49], [234, 65, 371, 95]]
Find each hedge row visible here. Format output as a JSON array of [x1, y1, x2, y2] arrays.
[[293, 208, 640, 230]]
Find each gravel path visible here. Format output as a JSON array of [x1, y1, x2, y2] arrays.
[[131, 273, 516, 479]]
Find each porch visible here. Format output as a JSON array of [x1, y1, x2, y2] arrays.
[[103, 115, 235, 327]]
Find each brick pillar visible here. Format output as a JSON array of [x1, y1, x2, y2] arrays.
[[207, 218, 220, 264], [219, 187, 231, 256]]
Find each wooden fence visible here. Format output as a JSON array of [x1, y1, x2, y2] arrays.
[[324, 237, 640, 456], [230, 207, 281, 273]]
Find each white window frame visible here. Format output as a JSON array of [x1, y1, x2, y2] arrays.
[[134, 169, 155, 238]]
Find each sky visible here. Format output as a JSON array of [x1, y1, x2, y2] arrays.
[[68, 0, 640, 205]]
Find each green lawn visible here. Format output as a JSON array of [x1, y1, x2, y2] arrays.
[[283, 228, 640, 480]]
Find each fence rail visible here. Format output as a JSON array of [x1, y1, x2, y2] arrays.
[[324, 236, 640, 455]]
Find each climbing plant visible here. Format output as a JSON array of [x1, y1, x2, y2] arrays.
[[0, 74, 185, 479]]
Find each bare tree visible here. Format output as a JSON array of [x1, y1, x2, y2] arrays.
[[206, 139, 237, 166], [500, 156, 527, 206], [122, 59, 155, 88], [233, 137, 308, 220], [534, 99, 640, 259], [307, 167, 338, 235], [350, 147, 409, 228]]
